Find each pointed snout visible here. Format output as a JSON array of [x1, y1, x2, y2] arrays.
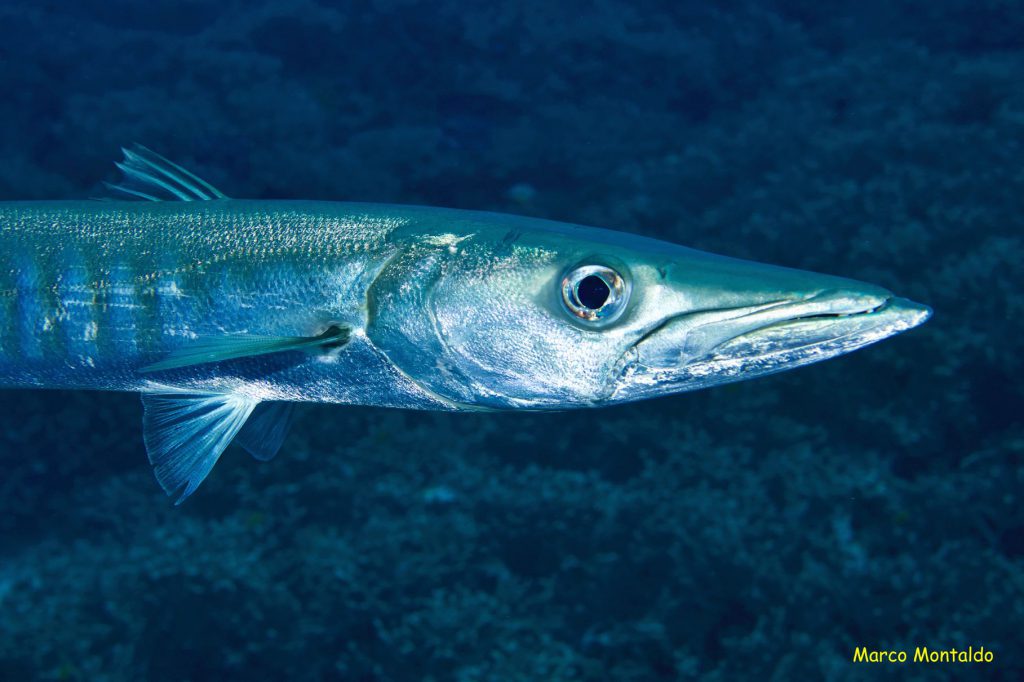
[[609, 249, 932, 401], [882, 296, 933, 328]]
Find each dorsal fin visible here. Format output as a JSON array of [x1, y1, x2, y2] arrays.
[[104, 144, 229, 201]]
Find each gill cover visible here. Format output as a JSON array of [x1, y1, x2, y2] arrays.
[[365, 230, 645, 409]]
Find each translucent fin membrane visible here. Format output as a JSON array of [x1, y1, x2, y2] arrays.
[[236, 402, 296, 461], [142, 326, 351, 373], [104, 144, 228, 202], [141, 389, 258, 504]]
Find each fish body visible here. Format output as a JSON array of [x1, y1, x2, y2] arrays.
[[0, 199, 453, 409], [0, 147, 931, 501]]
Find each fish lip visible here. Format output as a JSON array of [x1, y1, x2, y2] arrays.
[[644, 288, 900, 358], [692, 293, 932, 368], [608, 290, 931, 396], [748, 294, 932, 336]]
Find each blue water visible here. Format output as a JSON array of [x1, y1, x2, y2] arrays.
[[0, 1, 1020, 680]]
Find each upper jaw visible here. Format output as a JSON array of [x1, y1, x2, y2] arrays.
[[608, 289, 931, 400]]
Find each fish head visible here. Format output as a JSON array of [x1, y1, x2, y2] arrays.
[[366, 212, 931, 409]]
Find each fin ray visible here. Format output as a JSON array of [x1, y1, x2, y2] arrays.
[[105, 144, 229, 202], [141, 390, 258, 503], [142, 326, 350, 373], [101, 181, 161, 202]]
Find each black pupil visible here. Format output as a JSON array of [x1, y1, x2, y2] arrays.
[[576, 275, 611, 309]]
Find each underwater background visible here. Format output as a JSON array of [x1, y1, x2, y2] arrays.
[[0, 0, 1020, 680]]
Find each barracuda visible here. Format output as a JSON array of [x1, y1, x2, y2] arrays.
[[0, 146, 931, 502]]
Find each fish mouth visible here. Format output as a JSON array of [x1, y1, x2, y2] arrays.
[[611, 289, 931, 399]]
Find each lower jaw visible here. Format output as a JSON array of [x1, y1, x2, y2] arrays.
[[609, 303, 927, 401]]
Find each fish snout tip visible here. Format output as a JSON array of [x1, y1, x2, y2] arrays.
[[884, 296, 932, 329], [805, 288, 931, 330]]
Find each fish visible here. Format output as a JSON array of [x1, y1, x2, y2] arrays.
[[0, 145, 931, 502]]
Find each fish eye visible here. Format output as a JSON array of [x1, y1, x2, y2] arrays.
[[561, 264, 629, 324]]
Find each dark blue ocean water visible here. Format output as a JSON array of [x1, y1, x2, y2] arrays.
[[0, 1, 1020, 680]]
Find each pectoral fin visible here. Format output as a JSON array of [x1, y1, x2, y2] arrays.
[[141, 390, 259, 504], [142, 325, 350, 373], [236, 401, 295, 461]]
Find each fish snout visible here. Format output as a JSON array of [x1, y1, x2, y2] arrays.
[[610, 287, 931, 400]]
